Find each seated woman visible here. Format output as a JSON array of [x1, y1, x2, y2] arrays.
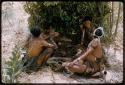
[[63, 27, 104, 76], [23, 27, 57, 71]]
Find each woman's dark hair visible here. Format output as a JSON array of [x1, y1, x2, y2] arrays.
[[30, 27, 41, 37], [43, 17, 52, 30], [82, 16, 92, 22], [95, 28, 103, 37], [44, 22, 51, 30]]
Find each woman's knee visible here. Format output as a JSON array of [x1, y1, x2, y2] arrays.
[[67, 64, 86, 73]]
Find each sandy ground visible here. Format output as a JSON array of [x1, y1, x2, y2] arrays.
[[1, 2, 123, 84]]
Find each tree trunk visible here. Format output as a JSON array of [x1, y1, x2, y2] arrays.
[[109, 2, 112, 36], [109, 2, 114, 38], [114, 2, 121, 39], [111, 2, 114, 34]]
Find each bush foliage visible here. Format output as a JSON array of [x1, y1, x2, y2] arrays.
[[2, 46, 24, 83], [24, 1, 110, 38]]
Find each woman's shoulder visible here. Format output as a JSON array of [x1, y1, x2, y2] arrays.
[[90, 38, 100, 48]]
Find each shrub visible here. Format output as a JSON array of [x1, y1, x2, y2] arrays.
[[2, 45, 24, 83], [24, 2, 110, 39]]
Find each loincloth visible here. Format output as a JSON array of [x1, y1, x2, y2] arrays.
[[76, 58, 104, 76]]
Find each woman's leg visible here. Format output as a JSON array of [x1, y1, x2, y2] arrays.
[[37, 48, 54, 65], [65, 62, 87, 73]]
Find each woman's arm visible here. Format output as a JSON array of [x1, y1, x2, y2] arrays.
[[41, 39, 55, 48], [77, 47, 94, 60], [68, 47, 94, 67], [75, 38, 98, 61]]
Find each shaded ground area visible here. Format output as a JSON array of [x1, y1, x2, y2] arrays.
[[17, 44, 123, 83], [2, 2, 123, 84], [17, 66, 105, 83]]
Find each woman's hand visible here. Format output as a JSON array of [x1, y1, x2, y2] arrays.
[[71, 57, 82, 65], [48, 43, 54, 48], [63, 57, 82, 68]]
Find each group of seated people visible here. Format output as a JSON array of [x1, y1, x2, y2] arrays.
[[22, 16, 105, 76]]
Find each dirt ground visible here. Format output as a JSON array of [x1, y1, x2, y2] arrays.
[[1, 2, 123, 84]]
